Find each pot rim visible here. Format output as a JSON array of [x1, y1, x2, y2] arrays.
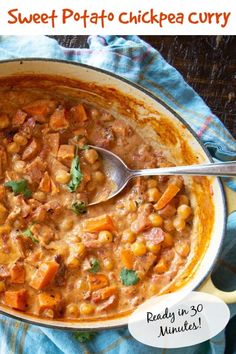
[[0, 58, 227, 330]]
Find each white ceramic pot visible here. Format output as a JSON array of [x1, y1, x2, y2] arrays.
[[0, 59, 235, 330]]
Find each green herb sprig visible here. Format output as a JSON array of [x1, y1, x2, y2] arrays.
[[71, 201, 87, 215], [5, 179, 32, 198], [68, 147, 83, 193], [120, 268, 139, 286], [22, 226, 39, 244], [74, 331, 97, 343], [88, 259, 100, 273]]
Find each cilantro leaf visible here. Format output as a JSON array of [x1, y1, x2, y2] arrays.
[[74, 331, 97, 343], [22, 226, 39, 244], [5, 179, 32, 198], [120, 268, 139, 286], [71, 201, 87, 215], [67, 151, 83, 193], [80, 144, 90, 151], [88, 259, 100, 273]]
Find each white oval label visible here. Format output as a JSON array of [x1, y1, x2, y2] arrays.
[[128, 291, 230, 348]]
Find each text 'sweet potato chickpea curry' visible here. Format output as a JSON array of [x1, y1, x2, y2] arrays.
[[0, 76, 214, 322]]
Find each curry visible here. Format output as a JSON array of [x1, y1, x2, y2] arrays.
[[0, 78, 206, 321]]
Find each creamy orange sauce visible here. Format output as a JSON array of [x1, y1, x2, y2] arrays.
[[0, 76, 214, 322]]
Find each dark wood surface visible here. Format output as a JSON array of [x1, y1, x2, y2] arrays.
[[50, 36, 236, 138]]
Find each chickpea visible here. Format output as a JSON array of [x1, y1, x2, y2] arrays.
[[33, 191, 47, 203], [55, 170, 71, 184], [131, 242, 147, 256], [90, 108, 99, 118], [80, 302, 95, 315], [154, 259, 168, 274], [125, 200, 137, 213], [103, 258, 114, 270], [178, 194, 189, 206], [122, 229, 136, 243], [7, 142, 20, 154], [175, 241, 190, 257], [66, 304, 79, 317], [87, 181, 96, 192], [163, 233, 174, 248], [91, 160, 102, 171], [0, 114, 10, 129], [147, 179, 158, 188], [13, 134, 28, 146], [60, 218, 74, 232], [93, 171, 105, 183], [177, 205, 192, 219], [147, 242, 161, 254], [98, 230, 113, 243], [149, 213, 163, 227], [173, 217, 186, 232], [13, 160, 26, 174], [147, 188, 161, 203], [84, 149, 98, 164], [127, 213, 137, 223]]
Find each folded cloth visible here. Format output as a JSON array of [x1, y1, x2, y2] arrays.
[[0, 35, 235, 354]]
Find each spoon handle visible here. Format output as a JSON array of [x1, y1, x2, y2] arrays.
[[130, 161, 236, 178]]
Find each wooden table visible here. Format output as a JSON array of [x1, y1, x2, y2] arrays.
[[50, 36, 236, 138]]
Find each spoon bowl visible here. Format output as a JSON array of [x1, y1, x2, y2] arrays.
[[89, 145, 236, 206]]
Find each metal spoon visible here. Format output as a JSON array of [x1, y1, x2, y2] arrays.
[[89, 145, 236, 205]]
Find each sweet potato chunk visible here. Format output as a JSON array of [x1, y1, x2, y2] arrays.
[[23, 99, 57, 122], [83, 215, 115, 233], [70, 104, 88, 122], [22, 139, 40, 161], [26, 157, 46, 184], [91, 285, 118, 303], [0, 203, 8, 225], [0, 186, 6, 201], [88, 273, 109, 292], [120, 249, 134, 270], [29, 261, 59, 290], [50, 178, 60, 195], [5, 289, 27, 310], [32, 206, 47, 223], [49, 108, 69, 131], [0, 146, 7, 178], [155, 184, 180, 210], [44, 133, 60, 156], [10, 263, 25, 284], [39, 172, 51, 193], [57, 145, 75, 165], [38, 292, 61, 312]]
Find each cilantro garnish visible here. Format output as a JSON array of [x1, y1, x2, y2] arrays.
[[71, 201, 87, 215], [88, 259, 100, 273], [74, 331, 97, 343], [120, 268, 139, 286], [5, 179, 32, 198], [80, 144, 90, 151], [67, 147, 83, 192], [22, 226, 39, 244]]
